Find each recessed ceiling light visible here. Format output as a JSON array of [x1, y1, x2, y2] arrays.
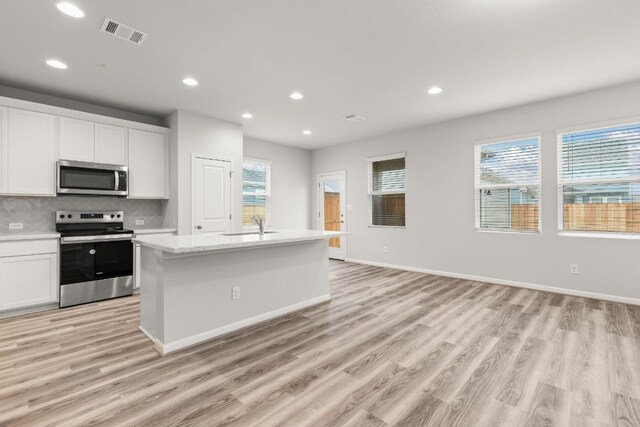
[[56, 2, 84, 18], [182, 77, 198, 86], [46, 59, 68, 69], [290, 92, 304, 100], [427, 86, 443, 95], [302, 130, 312, 135], [241, 113, 253, 119]]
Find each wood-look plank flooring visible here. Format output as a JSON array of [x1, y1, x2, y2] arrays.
[[1, 261, 640, 426]]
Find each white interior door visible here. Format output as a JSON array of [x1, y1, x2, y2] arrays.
[[192, 156, 231, 234], [318, 172, 346, 260]]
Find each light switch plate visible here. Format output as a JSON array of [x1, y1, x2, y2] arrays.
[[135, 220, 145, 225], [9, 223, 23, 230]]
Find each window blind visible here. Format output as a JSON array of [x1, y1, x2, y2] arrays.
[[368, 154, 406, 227], [474, 137, 540, 232], [558, 122, 640, 233], [242, 159, 271, 227]]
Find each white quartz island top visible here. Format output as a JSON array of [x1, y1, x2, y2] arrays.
[[134, 229, 346, 254]]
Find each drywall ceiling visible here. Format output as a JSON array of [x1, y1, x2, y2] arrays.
[[1, 0, 640, 149]]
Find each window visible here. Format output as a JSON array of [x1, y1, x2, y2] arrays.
[[367, 153, 406, 227], [242, 158, 271, 228], [558, 122, 640, 234], [474, 136, 541, 232]]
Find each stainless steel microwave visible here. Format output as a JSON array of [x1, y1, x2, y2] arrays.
[[57, 160, 128, 197]]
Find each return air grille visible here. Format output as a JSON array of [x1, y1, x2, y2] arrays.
[[101, 18, 148, 46]]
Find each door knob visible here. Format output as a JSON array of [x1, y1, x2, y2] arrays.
[[196, 225, 202, 230]]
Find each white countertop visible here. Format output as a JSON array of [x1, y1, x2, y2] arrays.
[[0, 232, 60, 242], [133, 228, 177, 235], [134, 229, 346, 254]]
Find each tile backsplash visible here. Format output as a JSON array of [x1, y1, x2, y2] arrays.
[[0, 196, 165, 233]]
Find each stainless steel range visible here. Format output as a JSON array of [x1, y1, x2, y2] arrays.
[[57, 211, 134, 308]]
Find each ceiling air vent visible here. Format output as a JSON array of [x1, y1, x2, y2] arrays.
[[101, 18, 148, 46], [343, 114, 366, 123]]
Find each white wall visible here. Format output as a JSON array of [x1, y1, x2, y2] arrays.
[[243, 138, 312, 230], [0, 84, 163, 126], [164, 110, 243, 234], [312, 80, 640, 302]]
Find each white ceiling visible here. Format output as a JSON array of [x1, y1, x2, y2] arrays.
[[1, 1, 640, 149]]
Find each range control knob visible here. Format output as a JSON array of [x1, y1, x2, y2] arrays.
[[117, 214, 121, 218], [59, 214, 65, 219], [110, 214, 115, 219], [68, 214, 73, 219]]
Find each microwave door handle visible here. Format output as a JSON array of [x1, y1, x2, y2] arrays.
[[114, 170, 119, 191]]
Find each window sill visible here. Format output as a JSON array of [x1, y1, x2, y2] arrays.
[[558, 231, 640, 240], [475, 228, 540, 236], [368, 225, 406, 229]]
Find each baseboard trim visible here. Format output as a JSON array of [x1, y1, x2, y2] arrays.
[[345, 258, 640, 306], [138, 324, 154, 341], [0, 302, 59, 319], [148, 294, 332, 355]]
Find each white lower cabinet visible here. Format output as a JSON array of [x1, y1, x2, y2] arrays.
[[0, 240, 58, 311], [134, 243, 141, 290]]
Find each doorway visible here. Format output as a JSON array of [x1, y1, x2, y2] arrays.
[[317, 171, 346, 260], [192, 155, 232, 234]]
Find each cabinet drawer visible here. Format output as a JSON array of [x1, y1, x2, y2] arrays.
[[0, 239, 58, 258], [0, 252, 58, 310]]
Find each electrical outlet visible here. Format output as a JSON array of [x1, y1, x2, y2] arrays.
[[570, 264, 579, 275], [9, 223, 23, 230], [232, 286, 240, 300], [135, 219, 145, 226], [383, 246, 388, 253]]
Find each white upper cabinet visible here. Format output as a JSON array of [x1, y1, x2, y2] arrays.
[[6, 108, 56, 196], [128, 129, 168, 199], [59, 117, 94, 162], [60, 119, 128, 166], [0, 97, 168, 198], [95, 123, 127, 165]]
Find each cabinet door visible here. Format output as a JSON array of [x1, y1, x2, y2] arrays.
[[7, 108, 56, 195], [134, 243, 141, 290], [128, 129, 167, 198], [59, 117, 94, 162], [0, 107, 7, 193], [0, 253, 58, 311], [95, 123, 127, 165]]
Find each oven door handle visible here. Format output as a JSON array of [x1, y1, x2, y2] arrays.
[[60, 234, 133, 244]]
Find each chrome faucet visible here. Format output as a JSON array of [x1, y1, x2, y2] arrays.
[[252, 215, 265, 235]]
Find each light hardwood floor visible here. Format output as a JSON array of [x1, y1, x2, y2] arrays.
[[1, 261, 640, 426]]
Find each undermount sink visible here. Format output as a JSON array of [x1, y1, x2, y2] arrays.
[[221, 231, 278, 236]]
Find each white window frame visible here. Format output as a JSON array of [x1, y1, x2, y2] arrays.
[[557, 117, 640, 238], [242, 157, 271, 230], [474, 133, 542, 234], [367, 152, 406, 228]]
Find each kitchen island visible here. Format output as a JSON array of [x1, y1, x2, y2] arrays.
[[134, 230, 345, 355]]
